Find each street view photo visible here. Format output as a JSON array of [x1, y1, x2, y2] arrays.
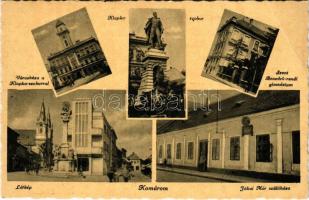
[[201, 9, 279, 96], [32, 8, 111, 96], [157, 90, 300, 182], [128, 9, 186, 118], [7, 90, 152, 182]]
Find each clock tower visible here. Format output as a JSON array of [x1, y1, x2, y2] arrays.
[[56, 20, 73, 48]]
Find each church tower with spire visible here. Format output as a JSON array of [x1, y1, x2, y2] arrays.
[[33, 100, 54, 168], [34, 99, 48, 152]]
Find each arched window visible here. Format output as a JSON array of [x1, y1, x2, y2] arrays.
[[153, 65, 164, 87]]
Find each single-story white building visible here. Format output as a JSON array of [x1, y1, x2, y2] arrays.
[[157, 90, 300, 176]]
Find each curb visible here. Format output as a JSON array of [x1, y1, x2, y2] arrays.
[[157, 167, 239, 182]]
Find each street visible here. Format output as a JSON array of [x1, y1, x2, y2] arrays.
[[127, 172, 151, 182], [8, 171, 109, 182], [157, 170, 222, 182], [7, 171, 151, 182]]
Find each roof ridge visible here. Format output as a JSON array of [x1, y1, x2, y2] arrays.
[[157, 90, 299, 134]]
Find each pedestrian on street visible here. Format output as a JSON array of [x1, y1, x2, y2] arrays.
[[35, 163, 40, 175], [123, 167, 130, 182], [163, 158, 167, 166], [121, 164, 132, 182], [25, 165, 30, 175], [78, 167, 86, 179], [107, 166, 116, 182]]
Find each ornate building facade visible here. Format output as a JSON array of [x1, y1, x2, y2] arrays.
[[48, 20, 111, 90], [203, 16, 278, 93]]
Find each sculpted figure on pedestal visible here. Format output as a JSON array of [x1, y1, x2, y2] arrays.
[[145, 12, 164, 49]]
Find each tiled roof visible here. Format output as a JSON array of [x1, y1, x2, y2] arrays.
[[14, 129, 36, 146], [218, 17, 275, 42], [157, 90, 299, 134], [235, 19, 268, 40]]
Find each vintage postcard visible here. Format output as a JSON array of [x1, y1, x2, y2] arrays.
[[32, 8, 112, 96], [157, 90, 300, 183], [201, 9, 279, 97], [128, 8, 186, 119], [1, 1, 308, 199], [7, 89, 152, 182]]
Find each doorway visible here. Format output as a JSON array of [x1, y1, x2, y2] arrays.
[[77, 157, 89, 172], [198, 140, 208, 171]]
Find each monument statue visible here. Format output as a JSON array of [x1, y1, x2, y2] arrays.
[[145, 12, 164, 49], [61, 101, 72, 122], [53, 101, 72, 172]]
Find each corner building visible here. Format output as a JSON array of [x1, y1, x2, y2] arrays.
[[48, 20, 110, 90], [66, 98, 117, 175], [204, 16, 278, 93]]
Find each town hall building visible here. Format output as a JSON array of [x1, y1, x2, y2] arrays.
[[48, 20, 111, 91]]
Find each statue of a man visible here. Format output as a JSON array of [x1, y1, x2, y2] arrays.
[[145, 12, 164, 49]]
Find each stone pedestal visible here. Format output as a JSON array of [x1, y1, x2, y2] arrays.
[[58, 160, 71, 171], [134, 48, 169, 107], [139, 48, 169, 94], [60, 143, 69, 158], [53, 143, 75, 172], [54, 103, 74, 173]]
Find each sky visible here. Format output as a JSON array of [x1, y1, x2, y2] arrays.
[[8, 89, 152, 160], [129, 8, 186, 72], [32, 8, 98, 68]]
